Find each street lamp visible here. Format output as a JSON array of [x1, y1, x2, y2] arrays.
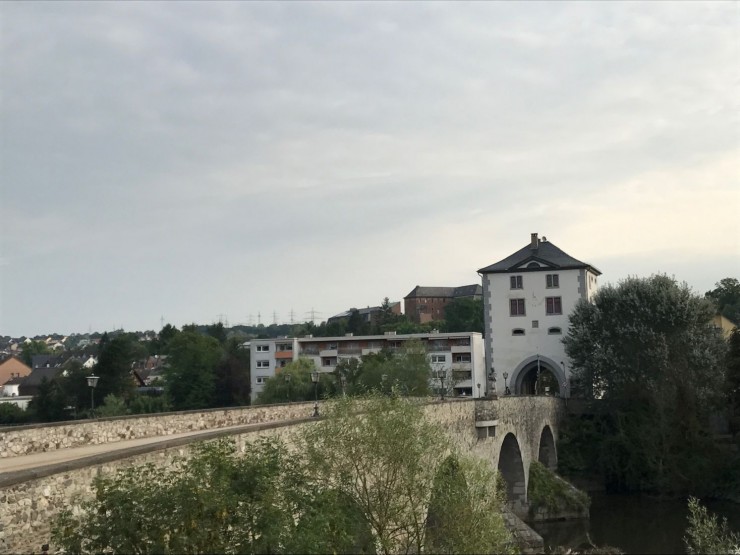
[[311, 370, 319, 417], [86, 373, 99, 415], [284, 373, 291, 402], [503, 372, 510, 395], [436, 368, 446, 401], [476, 383, 481, 398]]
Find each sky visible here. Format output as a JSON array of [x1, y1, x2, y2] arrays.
[[1, 1, 738, 337]]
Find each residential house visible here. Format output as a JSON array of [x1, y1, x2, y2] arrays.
[[250, 331, 485, 402], [0, 356, 32, 388], [478, 232, 601, 397], [404, 285, 482, 324]]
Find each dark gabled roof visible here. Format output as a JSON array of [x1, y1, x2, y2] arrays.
[[405, 286, 456, 299], [478, 238, 601, 275], [30, 354, 65, 369], [4, 376, 25, 386], [21, 366, 64, 387], [453, 284, 482, 298]]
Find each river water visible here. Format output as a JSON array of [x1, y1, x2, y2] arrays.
[[531, 493, 740, 554]]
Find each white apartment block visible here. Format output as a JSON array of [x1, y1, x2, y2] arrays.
[[478, 233, 600, 397], [250, 332, 485, 402]]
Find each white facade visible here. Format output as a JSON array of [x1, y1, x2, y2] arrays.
[[480, 233, 600, 397], [249, 332, 485, 402]]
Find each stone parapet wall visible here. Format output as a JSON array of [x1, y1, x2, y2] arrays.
[[0, 421, 308, 554], [0, 402, 317, 459]]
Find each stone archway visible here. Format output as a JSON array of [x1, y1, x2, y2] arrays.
[[537, 425, 557, 471], [511, 355, 567, 396], [497, 433, 527, 515]]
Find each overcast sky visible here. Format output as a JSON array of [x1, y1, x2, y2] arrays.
[[1, 2, 738, 337]]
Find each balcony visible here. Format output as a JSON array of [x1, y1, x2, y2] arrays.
[[275, 351, 293, 360], [362, 347, 381, 356], [320, 349, 338, 357], [452, 362, 472, 371], [451, 345, 471, 354]]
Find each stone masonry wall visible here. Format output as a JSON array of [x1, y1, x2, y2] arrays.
[[0, 397, 564, 553], [0, 402, 317, 459]]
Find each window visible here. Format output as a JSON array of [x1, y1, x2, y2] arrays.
[[510, 275, 523, 289], [454, 354, 471, 363], [276, 343, 292, 351], [510, 299, 526, 316], [532, 320, 539, 328], [255, 375, 269, 385], [256, 360, 269, 369], [546, 297, 562, 315], [279, 360, 288, 367], [328, 343, 338, 350], [431, 354, 446, 363], [546, 274, 559, 288], [256, 345, 269, 352], [322, 358, 335, 366], [512, 328, 525, 336], [548, 327, 562, 335]]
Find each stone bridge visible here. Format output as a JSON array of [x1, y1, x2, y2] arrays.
[[0, 396, 563, 553]]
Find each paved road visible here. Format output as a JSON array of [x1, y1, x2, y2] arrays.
[[0, 421, 282, 474]]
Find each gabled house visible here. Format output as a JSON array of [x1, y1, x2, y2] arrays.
[[0, 356, 32, 388], [18, 366, 66, 397], [478, 232, 601, 397]]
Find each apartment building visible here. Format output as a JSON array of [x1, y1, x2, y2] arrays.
[[250, 331, 485, 402]]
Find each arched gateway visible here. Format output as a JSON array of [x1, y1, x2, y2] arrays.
[[510, 354, 567, 396]]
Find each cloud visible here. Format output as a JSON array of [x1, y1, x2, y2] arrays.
[[1, 2, 737, 336]]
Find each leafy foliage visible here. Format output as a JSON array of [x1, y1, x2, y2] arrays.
[[54, 397, 515, 554], [563, 275, 731, 495], [443, 298, 484, 333], [164, 331, 222, 410], [302, 395, 514, 554], [527, 461, 590, 515], [19, 339, 50, 366], [0, 402, 32, 425], [705, 277, 740, 325], [256, 358, 337, 404], [684, 497, 740, 555]]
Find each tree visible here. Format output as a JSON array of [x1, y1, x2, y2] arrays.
[[302, 395, 514, 554], [727, 328, 740, 434], [27, 377, 71, 422], [256, 358, 337, 405], [705, 277, 740, 324], [164, 332, 222, 410], [443, 298, 484, 333], [205, 322, 228, 345], [563, 275, 729, 494], [19, 339, 50, 367], [684, 497, 740, 554], [214, 337, 251, 407], [95, 333, 144, 401], [352, 340, 432, 396]]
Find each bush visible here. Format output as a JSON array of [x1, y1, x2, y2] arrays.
[[684, 497, 740, 555], [528, 461, 590, 515], [0, 402, 31, 425]]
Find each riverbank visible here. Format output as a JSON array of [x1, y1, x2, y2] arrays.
[[531, 493, 740, 554]]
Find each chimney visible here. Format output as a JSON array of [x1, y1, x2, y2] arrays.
[[530, 233, 539, 250]]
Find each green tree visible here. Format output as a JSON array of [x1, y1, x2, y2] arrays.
[[165, 332, 222, 410], [443, 298, 484, 333], [705, 277, 740, 324], [353, 340, 432, 396], [27, 377, 71, 422], [95, 333, 144, 401], [205, 322, 228, 344], [19, 339, 50, 367], [563, 275, 729, 494], [302, 395, 515, 554], [214, 337, 251, 407], [684, 497, 740, 554], [727, 328, 740, 435], [256, 358, 336, 405]]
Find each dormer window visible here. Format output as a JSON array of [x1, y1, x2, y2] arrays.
[[510, 276, 523, 289]]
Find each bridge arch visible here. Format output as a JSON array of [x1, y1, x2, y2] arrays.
[[511, 355, 567, 396], [537, 425, 557, 471], [497, 432, 527, 514]]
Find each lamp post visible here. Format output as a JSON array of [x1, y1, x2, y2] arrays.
[[503, 372, 510, 395], [476, 383, 481, 398], [284, 373, 291, 402], [436, 368, 446, 401], [86, 373, 99, 416], [311, 371, 319, 417]]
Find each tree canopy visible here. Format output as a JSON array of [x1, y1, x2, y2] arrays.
[[54, 395, 515, 554], [562, 275, 732, 495], [705, 277, 740, 324]]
